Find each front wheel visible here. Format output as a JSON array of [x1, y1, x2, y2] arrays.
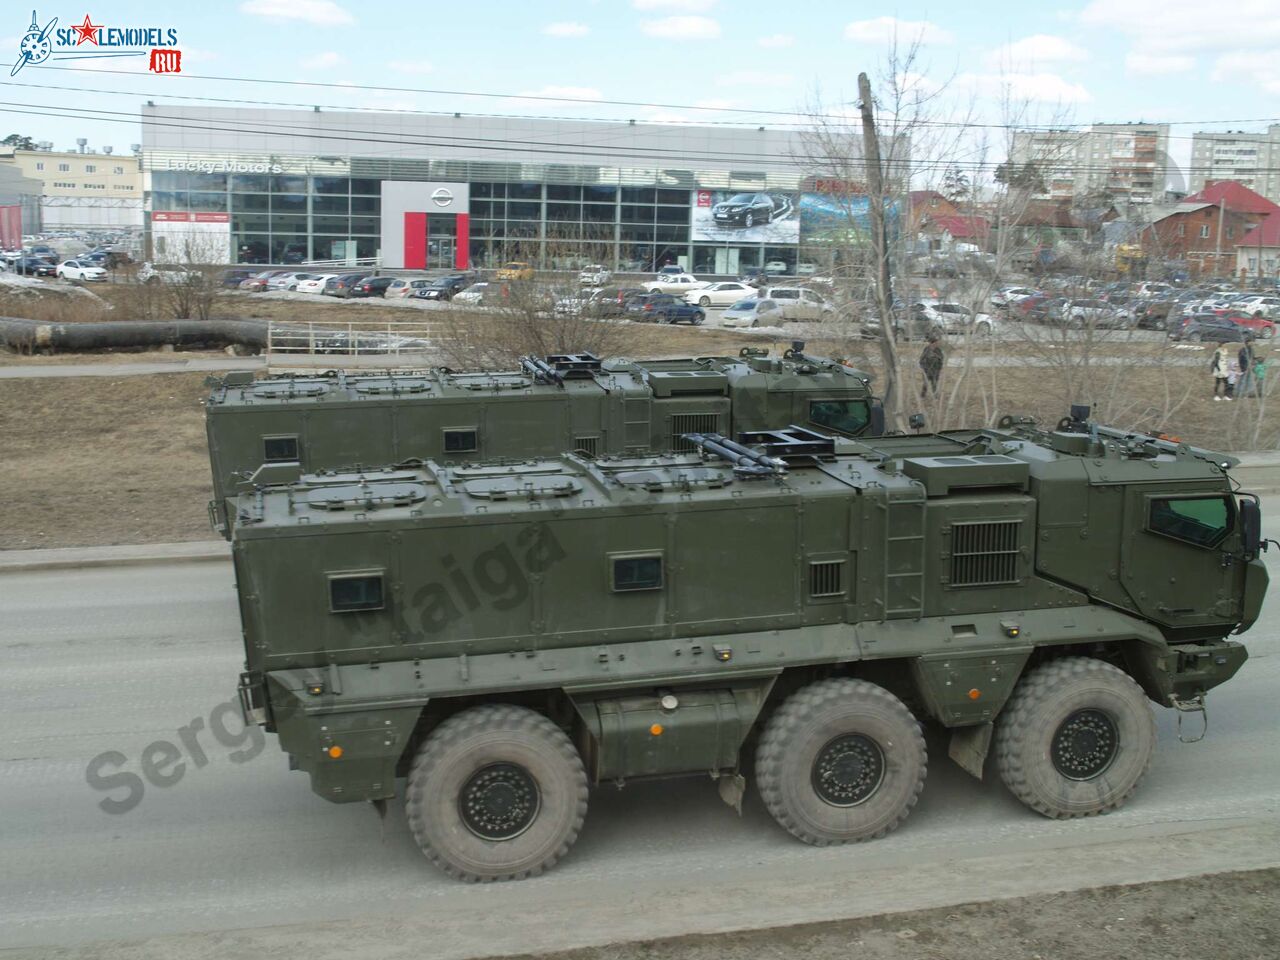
[[755, 678, 926, 845], [405, 704, 588, 882], [1188, 331, 1202, 342], [995, 657, 1155, 819], [1263, 326, 1275, 340], [744, 213, 755, 228], [693, 311, 704, 325]]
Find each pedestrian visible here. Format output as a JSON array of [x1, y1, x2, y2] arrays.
[[1211, 343, 1231, 400], [919, 333, 944, 397], [1237, 338, 1256, 398], [1227, 356, 1240, 399]]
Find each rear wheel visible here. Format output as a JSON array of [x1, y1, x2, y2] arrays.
[[1263, 327, 1275, 340], [699, 296, 711, 306], [1188, 331, 1202, 342], [995, 657, 1155, 819], [755, 678, 926, 845], [405, 705, 588, 882]]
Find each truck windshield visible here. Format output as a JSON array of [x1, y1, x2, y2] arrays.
[[808, 399, 871, 436]]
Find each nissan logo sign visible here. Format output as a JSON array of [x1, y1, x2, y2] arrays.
[[430, 188, 453, 207]]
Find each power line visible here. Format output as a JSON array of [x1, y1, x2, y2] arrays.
[[32, 64, 1280, 135]]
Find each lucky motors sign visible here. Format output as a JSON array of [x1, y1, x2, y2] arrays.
[[12, 10, 182, 75], [164, 159, 285, 175]]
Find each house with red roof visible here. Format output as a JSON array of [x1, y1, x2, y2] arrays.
[[1182, 181, 1280, 219], [1141, 181, 1278, 277], [1235, 217, 1280, 280]]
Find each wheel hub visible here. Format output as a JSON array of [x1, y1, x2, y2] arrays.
[[811, 734, 885, 806], [1051, 708, 1119, 780], [459, 762, 540, 840]]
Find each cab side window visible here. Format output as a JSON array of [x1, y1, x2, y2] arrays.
[[1148, 496, 1232, 548], [809, 399, 870, 436]]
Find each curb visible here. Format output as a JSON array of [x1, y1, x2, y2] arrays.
[[0, 540, 230, 574]]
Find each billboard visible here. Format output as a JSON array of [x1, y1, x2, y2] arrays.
[[692, 189, 799, 243], [799, 194, 900, 244]]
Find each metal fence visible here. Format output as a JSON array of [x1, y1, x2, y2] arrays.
[[266, 318, 450, 368]]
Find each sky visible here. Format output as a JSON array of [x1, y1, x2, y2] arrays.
[[2, 0, 1279, 184]]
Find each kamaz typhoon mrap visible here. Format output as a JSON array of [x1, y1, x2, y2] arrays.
[[204, 348, 882, 536], [231, 415, 1266, 881]]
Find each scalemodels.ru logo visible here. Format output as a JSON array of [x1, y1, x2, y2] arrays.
[[11, 9, 182, 76]]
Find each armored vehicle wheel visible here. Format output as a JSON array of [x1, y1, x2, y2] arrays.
[[755, 678, 926, 845], [406, 705, 588, 882], [995, 657, 1155, 819]]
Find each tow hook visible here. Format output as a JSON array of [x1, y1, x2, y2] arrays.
[[1170, 693, 1208, 743]]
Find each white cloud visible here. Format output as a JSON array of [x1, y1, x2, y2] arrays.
[[517, 86, 604, 102], [757, 33, 794, 48], [300, 51, 344, 70], [543, 21, 590, 38], [640, 16, 720, 40], [239, 0, 353, 26], [1126, 52, 1195, 75], [844, 17, 953, 45], [986, 34, 1088, 69], [955, 71, 1092, 104], [716, 70, 794, 87], [633, 0, 716, 9], [389, 60, 434, 74], [1210, 50, 1280, 94]]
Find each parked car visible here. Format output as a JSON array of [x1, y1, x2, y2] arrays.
[[758, 286, 835, 322], [722, 297, 783, 329], [239, 270, 289, 293], [644, 272, 707, 295], [138, 262, 198, 284], [578, 264, 612, 286], [656, 264, 684, 276], [416, 276, 471, 301], [795, 262, 818, 276], [386, 278, 433, 299], [764, 259, 789, 274], [220, 268, 256, 288], [12, 256, 56, 276], [1223, 312, 1278, 338], [453, 282, 493, 305], [1172, 314, 1247, 343], [55, 259, 107, 282], [265, 272, 315, 292], [1236, 295, 1280, 319], [495, 261, 534, 281], [350, 276, 395, 298], [576, 286, 646, 317], [912, 301, 995, 335], [711, 193, 791, 228], [686, 281, 755, 307], [1064, 299, 1131, 329], [323, 273, 368, 297], [633, 293, 705, 325], [992, 286, 1039, 309], [295, 273, 337, 295]]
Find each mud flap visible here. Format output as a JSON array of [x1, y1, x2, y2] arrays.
[[948, 722, 993, 780], [717, 772, 747, 815]]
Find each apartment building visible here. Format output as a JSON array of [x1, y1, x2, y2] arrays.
[[1009, 123, 1171, 206], [1189, 127, 1280, 203]]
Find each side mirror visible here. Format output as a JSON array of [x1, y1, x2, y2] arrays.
[[1240, 497, 1262, 557], [869, 400, 886, 437]]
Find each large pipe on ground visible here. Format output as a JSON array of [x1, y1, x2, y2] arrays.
[[0, 317, 270, 352]]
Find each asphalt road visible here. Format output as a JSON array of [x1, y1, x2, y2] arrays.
[[3, 517, 1280, 957]]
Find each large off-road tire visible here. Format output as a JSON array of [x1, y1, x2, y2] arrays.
[[755, 678, 927, 845], [995, 657, 1155, 819], [406, 705, 588, 882]]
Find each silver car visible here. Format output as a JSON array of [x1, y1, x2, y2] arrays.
[[722, 297, 782, 328]]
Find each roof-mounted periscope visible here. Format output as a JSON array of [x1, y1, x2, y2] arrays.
[[900, 455, 1029, 496]]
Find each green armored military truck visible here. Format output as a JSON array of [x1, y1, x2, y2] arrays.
[[205, 348, 881, 535], [232, 413, 1267, 881]]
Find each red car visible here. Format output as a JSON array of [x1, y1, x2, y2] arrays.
[[1223, 311, 1276, 339]]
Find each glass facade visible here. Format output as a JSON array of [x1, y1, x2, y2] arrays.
[[149, 169, 824, 272]]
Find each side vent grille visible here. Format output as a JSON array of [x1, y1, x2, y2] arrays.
[[573, 436, 599, 457], [809, 560, 846, 598], [670, 413, 720, 453], [951, 521, 1021, 587]]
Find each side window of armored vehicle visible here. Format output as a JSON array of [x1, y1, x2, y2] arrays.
[[263, 435, 299, 462], [808, 399, 870, 436], [611, 553, 664, 592], [443, 428, 479, 454], [328, 572, 385, 613], [1148, 496, 1232, 548]]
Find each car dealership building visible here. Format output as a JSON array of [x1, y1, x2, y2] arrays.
[[141, 105, 895, 274]]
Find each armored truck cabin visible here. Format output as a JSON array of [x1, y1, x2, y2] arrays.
[[232, 417, 1266, 882], [205, 349, 880, 535]]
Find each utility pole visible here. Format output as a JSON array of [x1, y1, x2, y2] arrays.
[[858, 71, 904, 428]]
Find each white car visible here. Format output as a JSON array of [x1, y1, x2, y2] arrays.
[[386, 278, 434, 299], [578, 264, 612, 286], [453, 282, 491, 305], [759, 286, 835, 322], [765, 259, 789, 274], [138, 261, 198, 284], [685, 281, 755, 307], [722, 297, 783, 328], [644, 272, 707, 295], [912, 300, 996, 334], [1237, 295, 1280, 319], [795, 262, 817, 276], [56, 259, 107, 282], [991, 286, 1038, 309], [295, 274, 337, 294], [266, 272, 315, 292]]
